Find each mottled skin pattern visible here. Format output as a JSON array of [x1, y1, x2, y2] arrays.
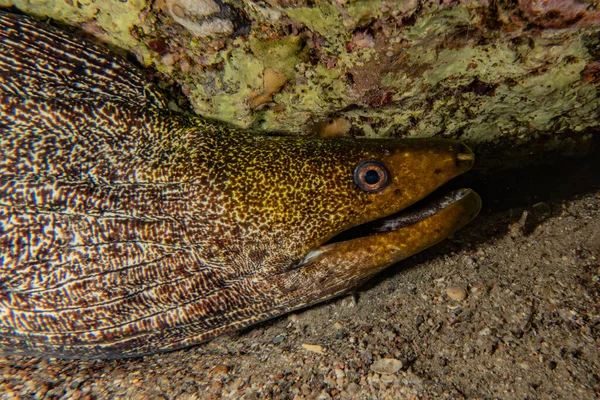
[[0, 12, 480, 359]]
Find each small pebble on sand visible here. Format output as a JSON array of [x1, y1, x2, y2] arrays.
[[346, 382, 361, 394], [370, 358, 404, 374], [334, 368, 345, 379], [478, 327, 492, 336], [446, 286, 467, 301], [301, 344, 326, 354], [210, 365, 230, 375]]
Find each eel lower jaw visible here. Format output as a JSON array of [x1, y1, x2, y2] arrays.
[[294, 188, 481, 300]]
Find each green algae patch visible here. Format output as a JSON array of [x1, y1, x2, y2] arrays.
[[339, 46, 378, 69], [458, 38, 598, 143], [418, 44, 516, 87], [183, 34, 308, 128], [249, 36, 307, 79], [405, 6, 472, 41], [187, 36, 307, 128], [380, 72, 418, 98], [189, 46, 265, 127], [295, 64, 348, 111], [480, 61, 595, 133], [258, 64, 349, 132], [345, 0, 384, 28], [5, 0, 148, 57], [284, 4, 345, 37], [421, 47, 479, 87], [187, 33, 338, 130]]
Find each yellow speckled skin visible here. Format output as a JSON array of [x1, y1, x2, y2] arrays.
[[0, 12, 480, 359]]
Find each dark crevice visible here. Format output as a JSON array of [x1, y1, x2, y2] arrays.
[[448, 137, 600, 214]]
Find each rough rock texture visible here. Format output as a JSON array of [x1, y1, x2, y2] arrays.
[[2, 0, 599, 161]]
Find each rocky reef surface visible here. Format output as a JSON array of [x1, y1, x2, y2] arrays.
[[2, 0, 599, 162]]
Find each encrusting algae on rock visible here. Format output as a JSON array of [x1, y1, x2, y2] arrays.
[[0, 12, 480, 359], [4, 0, 600, 159]]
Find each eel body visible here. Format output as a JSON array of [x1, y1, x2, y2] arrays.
[[0, 12, 481, 359]]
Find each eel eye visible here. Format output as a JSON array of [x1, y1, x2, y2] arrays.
[[353, 160, 390, 192]]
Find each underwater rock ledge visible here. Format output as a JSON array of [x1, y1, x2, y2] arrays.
[[3, 0, 599, 163]]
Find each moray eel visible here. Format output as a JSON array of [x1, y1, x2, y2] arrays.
[[0, 12, 481, 359]]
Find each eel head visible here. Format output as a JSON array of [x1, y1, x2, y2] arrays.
[[225, 136, 481, 316]]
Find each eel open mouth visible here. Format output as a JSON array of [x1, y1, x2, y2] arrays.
[[289, 186, 481, 308], [326, 188, 479, 246]]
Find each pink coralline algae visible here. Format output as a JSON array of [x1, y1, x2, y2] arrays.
[[518, 0, 600, 28]]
